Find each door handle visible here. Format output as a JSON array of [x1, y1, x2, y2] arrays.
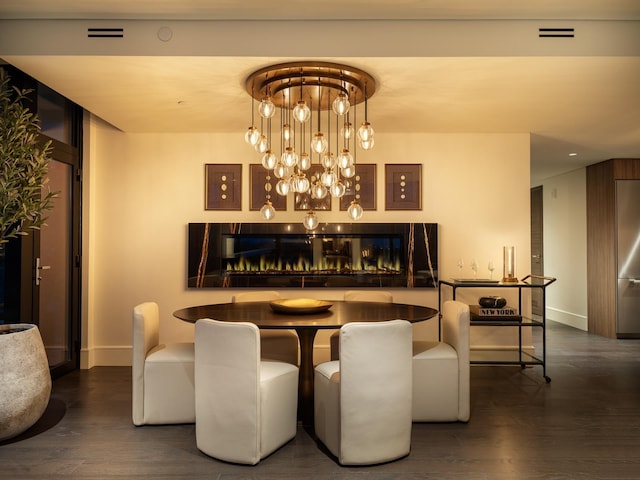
[[35, 257, 51, 286]]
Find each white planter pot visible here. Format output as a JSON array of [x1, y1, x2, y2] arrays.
[[0, 323, 52, 441]]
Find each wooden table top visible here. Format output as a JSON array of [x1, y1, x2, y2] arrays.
[[173, 300, 438, 329]]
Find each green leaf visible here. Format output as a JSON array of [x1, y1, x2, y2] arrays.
[[0, 67, 59, 247]]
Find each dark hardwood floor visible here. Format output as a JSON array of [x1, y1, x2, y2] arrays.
[[2, 321, 640, 479]]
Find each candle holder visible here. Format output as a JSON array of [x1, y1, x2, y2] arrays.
[[502, 246, 518, 283]]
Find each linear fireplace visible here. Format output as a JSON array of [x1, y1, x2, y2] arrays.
[[188, 223, 437, 288]]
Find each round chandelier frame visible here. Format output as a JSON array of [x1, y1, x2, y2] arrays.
[[245, 61, 376, 109], [244, 61, 377, 230]]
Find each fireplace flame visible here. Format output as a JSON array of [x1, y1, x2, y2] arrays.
[[226, 254, 401, 274]]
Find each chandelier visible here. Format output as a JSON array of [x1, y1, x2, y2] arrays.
[[244, 61, 376, 230]]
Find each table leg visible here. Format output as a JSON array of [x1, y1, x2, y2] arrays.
[[295, 328, 318, 429]]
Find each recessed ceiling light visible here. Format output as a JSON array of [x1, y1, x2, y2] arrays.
[[569, 152, 577, 156]]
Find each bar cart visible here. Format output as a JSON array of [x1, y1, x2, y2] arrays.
[[438, 274, 556, 382]]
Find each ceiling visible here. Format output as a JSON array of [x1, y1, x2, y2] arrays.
[[1, 1, 640, 185], [2, 0, 640, 21]]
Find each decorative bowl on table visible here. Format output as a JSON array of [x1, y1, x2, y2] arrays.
[[269, 298, 333, 314]]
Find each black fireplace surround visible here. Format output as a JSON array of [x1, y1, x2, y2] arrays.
[[188, 223, 437, 288]]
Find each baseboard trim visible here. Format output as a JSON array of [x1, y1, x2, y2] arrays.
[[471, 345, 535, 354], [81, 346, 131, 368], [546, 307, 587, 331]]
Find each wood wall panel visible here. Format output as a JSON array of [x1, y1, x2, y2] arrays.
[[612, 158, 640, 179], [586, 159, 640, 338], [586, 160, 616, 337]]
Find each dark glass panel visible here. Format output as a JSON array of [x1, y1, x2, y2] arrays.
[[37, 83, 70, 144], [188, 223, 438, 289]]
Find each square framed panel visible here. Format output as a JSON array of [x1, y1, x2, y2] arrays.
[[294, 165, 331, 211], [385, 164, 422, 210], [249, 164, 286, 211], [205, 164, 242, 210], [339, 164, 377, 211]]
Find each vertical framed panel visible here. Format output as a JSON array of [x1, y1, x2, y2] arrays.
[[385, 164, 422, 210], [205, 164, 242, 210], [340, 164, 377, 211]]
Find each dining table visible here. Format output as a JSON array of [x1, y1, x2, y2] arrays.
[[173, 299, 438, 429]]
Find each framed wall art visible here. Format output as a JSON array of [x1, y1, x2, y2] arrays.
[[205, 164, 242, 210], [339, 164, 377, 211], [249, 164, 286, 211], [385, 164, 422, 210]]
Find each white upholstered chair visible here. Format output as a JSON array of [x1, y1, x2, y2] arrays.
[[314, 319, 413, 465], [232, 291, 299, 365], [132, 302, 195, 426], [329, 290, 394, 360], [343, 290, 394, 303], [194, 318, 299, 465], [412, 300, 470, 422]]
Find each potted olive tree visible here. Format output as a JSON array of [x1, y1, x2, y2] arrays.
[[0, 67, 54, 441], [0, 67, 56, 247]]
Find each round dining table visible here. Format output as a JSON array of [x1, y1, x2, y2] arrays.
[[174, 299, 438, 429]]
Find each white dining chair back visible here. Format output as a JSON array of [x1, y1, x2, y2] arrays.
[[314, 319, 413, 465], [194, 318, 298, 465], [132, 301, 195, 425], [232, 291, 299, 365], [231, 290, 281, 303], [343, 290, 394, 303], [412, 300, 470, 422], [330, 290, 394, 360]]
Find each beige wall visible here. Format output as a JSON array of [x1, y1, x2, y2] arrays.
[[81, 114, 531, 368], [539, 168, 588, 330]]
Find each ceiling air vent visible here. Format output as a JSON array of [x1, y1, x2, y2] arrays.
[[87, 28, 124, 38], [538, 27, 574, 38]]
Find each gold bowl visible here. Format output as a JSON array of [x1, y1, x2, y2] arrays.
[[269, 298, 333, 314]]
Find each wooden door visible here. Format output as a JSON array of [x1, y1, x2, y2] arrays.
[[530, 186, 544, 316]]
